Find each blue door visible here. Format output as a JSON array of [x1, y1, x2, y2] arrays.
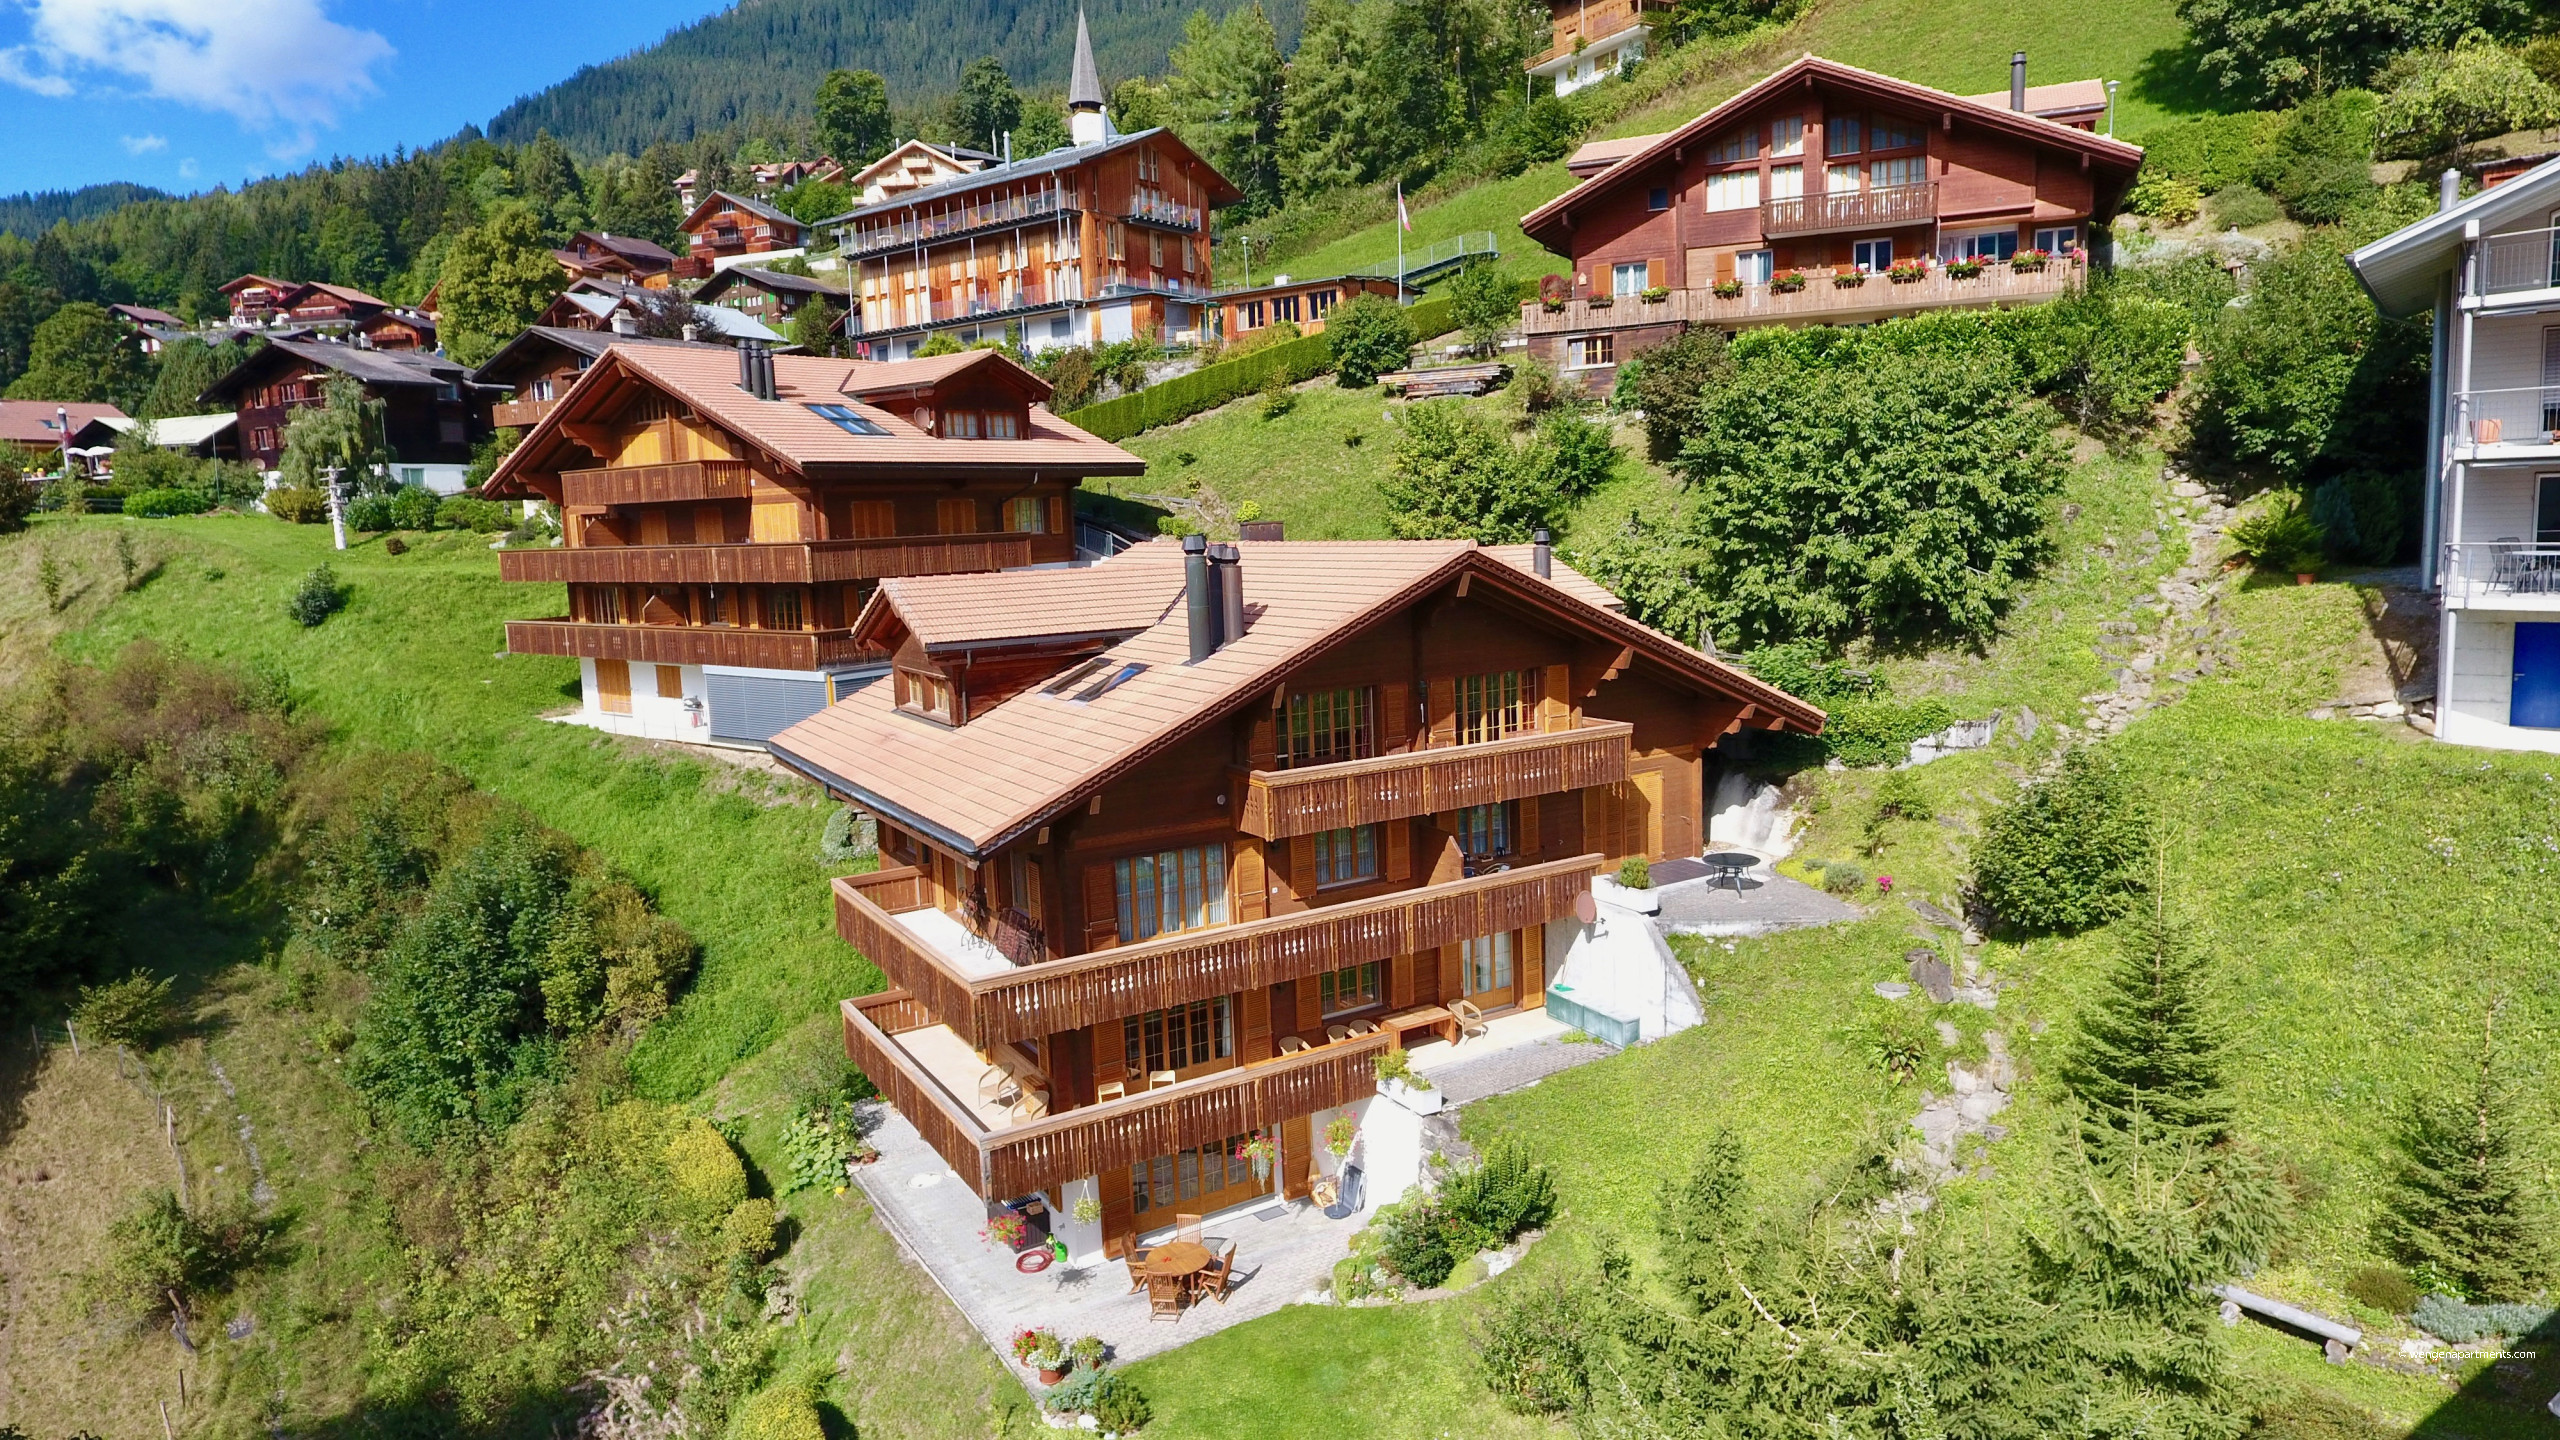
[[2513, 623, 2560, 728]]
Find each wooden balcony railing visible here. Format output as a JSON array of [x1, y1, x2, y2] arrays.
[[1520, 258, 2084, 338], [493, 396, 559, 428], [844, 990, 1392, 1197], [1761, 182, 1939, 238], [560, 460, 755, 508], [1530, 0, 1672, 65], [504, 619, 875, 670], [1236, 721, 1631, 841], [835, 853, 1600, 1050], [498, 534, 1038, 586]]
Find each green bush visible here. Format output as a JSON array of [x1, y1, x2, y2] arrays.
[[2128, 111, 2286, 193], [87, 1188, 270, 1323], [1625, 326, 1734, 459], [1528, 411, 1620, 500], [1972, 746, 2150, 933], [2229, 498, 2328, 573], [2375, 44, 2560, 161], [1379, 1199, 1460, 1287], [667, 1118, 750, 1215], [1470, 1274, 1590, 1414], [388, 484, 439, 530], [721, 1197, 778, 1264], [725, 1378, 826, 1440], [2343, 1264, 2420, 1314], [122, 486, 211, 518], [1820, 860, 1867, 895], [1064, 297, 1450, 440], [1446, 259, 1522, 352], [1381, 400, 1565, 543], [75, 970, 176, 1047], [2309, 470, 2413, 564], [2208, 184, 2283, 229], [1819, 695, 1953, 769], [343, 492, 394, 532], [437, 494, 510, 532], [1326, 294, 1416, 388], [285, 564, 345, 627], [1615, 857, 1651, 890], [1089, 1371, 1152, 1432], [2255, 92, 2379, 223], [2126, 176, 2204, 226], [1435, 1140, 1556, 1251], [264, 485, 330, 523]]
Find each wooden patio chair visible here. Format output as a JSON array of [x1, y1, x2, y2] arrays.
[[1122, 1245, 1153, 1293], [1277, 1035, 1310, 1054], [1451, 999, 1489, 1043], [1149, 1276, 1185, 1321], [977, 1065, 1016, 1104], [1173, 1212, 1203, 1245], [1010, 1090, 1049, 1121], [1195, 1242, 1238, 1304]]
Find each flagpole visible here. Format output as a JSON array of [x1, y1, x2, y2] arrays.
[[1395, 181, 1406, 304]]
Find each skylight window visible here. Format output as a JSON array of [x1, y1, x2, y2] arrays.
[[1070, 662, 1147, 703], [1041, 656, 1114, 697], [806, 402, 887, 436]]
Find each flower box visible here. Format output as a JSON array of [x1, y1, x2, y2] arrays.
[[2010, 248, 2051, 273], [1946, 258, 1985, 279], [1769, 270, 1808, 293], [1587, 292, 1614, 308], [1712, 280, 1744, 298], [1886, 262, 1927, 284], [1832, 270, 1868, 289], [1640, 286, 1670, 302]]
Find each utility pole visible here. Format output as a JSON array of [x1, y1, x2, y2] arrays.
[[325, 465, 347, 551], [1241, 235, 1253, 290]]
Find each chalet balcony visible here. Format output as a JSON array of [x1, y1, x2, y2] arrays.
[[1520, 257, 2082, 337], [504, 619, 876, 670], [2471, 226, 2560, 301], [1529, 0, 1672, 66], [1761, 182, 1939, 238], [838, 190, 1074, 261], [1235, 721, 1632, 841], [844, 989, 1393, 1198], [498, 533, 1039, 586], [2449, 387, 2560, 461], [493, 396, 560, 428], [833, 853, 1600, 1051], [2443, 543, 2560, 611], [560, 460, 755, 508], [1125, 195, 1204, 232]]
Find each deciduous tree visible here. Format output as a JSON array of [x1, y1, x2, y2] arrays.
[[436, 203, 562, 365], [814, 68, 893, 168], [4, 301, 149, 409]]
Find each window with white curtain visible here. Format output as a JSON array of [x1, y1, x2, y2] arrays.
[[1705, 170, 1760, 212], [1770, 115, 1805, 156], [1767, 164, 1804, 200]]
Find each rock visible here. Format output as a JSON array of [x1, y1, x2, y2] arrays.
[[1953, 986, 2000, 1010], [1957, 1090, 2009, 1124], [2172, 481, 2206, 498], [1907, 952, 1956, 1003], [2016, 706, 2038, 739], [1907, 898, 1961, 929], [2375, 700, 2404, 717], [1933, 1019, 1962, 1048], [2308, 707, 2334, 720], [1873, 981, 1913, 1000]]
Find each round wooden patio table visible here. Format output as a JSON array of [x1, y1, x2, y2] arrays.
[[1138, 1241, 1213, 1283]]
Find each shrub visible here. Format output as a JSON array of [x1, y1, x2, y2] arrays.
[[1045, 347, 1101, 411], [725, 1378, 826, 1440], [2208, 184, 2283, 229], [1509, 352, 1572, 417], [2249, 1390, 2397, 1440], [285, 564, 345, 627], [1820, 860, 1867, 895], [1972, 746, 2150, 933], [2375, 44, 2560, 160], [436, 495, 509, 532], [1381, 400, 1564, 544], [2128, 176, 2204, 226], [2255, 92, 2379, 222], [1326, 294, 1415, 387], [75, 970, 176, 1048], [1471, 1275, 1589, 1414], [1615, 857, 1651, 890], [343, 493, 394, 532], [1447, 260, 1521, 352], [667, 1117, 751, 1214], [1625, 326, 1733, 459], [780, 1100, 870, 1192], [1863, 771, 1933, 854], [0, 473, 34, 535], [2409, 1292, 2558, 1343], [388, 484, 439, 530], [2309, 470, 2414, 565], [1089, 1371, 1151, 1432], [1379, 1199, 1459, 1286], [1528, 410, 1619, 500], [1868, 1005, 1933, 1082], [2127, 110, 2286, 193], [264, 485, 330, 523], [721, 1197, 779, 1264], [2228, 498, 2327, 573], [2343, 1264, 2420, 1315], [1259, 369, 1298, 419], [87, 1189, 269, 1323], [817, 806, 875, 864], [122, 486, 211, 518], [1435, 1140, 1556, 1251]]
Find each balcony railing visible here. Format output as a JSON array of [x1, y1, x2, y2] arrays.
[[1236, 722, 1632, 841], [1762, 182, 1939, 237], [1520, 258, 2083, 337], [839, 190, 1073, 260], [1530, 0, 1671, 66], [498, 534, 1039, 586], [2444, 542, 2560, 609], [2451, 387, 2560, 450], [2474, 227, 2560, 298], [844, 990, 1392, 1198], [834, 852, 1600, 1049], [852, 285, 1072, 336], [561, 460, 755, 509], [1126, 195, 1204, 232], [504, 619, 874, 670]]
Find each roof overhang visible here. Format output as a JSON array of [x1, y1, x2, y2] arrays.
[[2348, 155, 2560, 317]]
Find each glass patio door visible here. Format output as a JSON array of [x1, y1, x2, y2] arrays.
[[1462, 932, 1516, 1009]]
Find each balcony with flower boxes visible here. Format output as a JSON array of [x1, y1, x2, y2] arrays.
[[503, 619, 875, 669], [498, 533, 1043, 586], [1529, 0, 1673, 66], [1234, 721, 1632, 841], [843, 988, 1392, 1198], [833, 853, 1602, 1052], [1521, 256, 2082, 335]]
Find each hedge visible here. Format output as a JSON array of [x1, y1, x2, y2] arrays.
[[1066, 294, 1455, 442]]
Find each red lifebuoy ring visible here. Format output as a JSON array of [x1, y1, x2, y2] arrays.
[[1015, 1248, 1053, 1273]]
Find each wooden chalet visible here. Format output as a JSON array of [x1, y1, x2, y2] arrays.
[[554, 231, 679, 288], [1529, 0, 1672, 96], [0, 399, 127, 467], [107, 303, 184, 354], [825, 14, 1243, 356], [1519, 54, 2142, 390], [693, 265, 850, 327], [766, 537, 1821, 1251], [199, 338, 501, 476], [1215, 274, 1405, 340], [676, 191, 808, 279], [480, 343, 1144, 744], [277, 282, 392, 327], [847, 140, 998, 206], [474, 325, 728, 430], [220, 274, 296, 325], [357, 309, 436, 351]]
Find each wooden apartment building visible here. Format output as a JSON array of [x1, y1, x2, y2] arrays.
[[200, 337, 501, 487], [1519, 54, 2142, 389], [480, 343, 1143, 744], [825, 14, 1241, 355], [768, 537, 1820, 1255]]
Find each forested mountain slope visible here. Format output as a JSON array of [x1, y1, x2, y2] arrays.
[[0, 183, 172, 241]]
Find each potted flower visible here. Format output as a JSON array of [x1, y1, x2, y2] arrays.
[[1012, 1327, 1063, 1377], [1769, 269, 1808, 294], [1712, 279, 1745, 299], [1833, 268, 1868, 288], [1946, 255, 1985, 279], [1640, 284, 1671, 302], [2010, 247, 2050, 273], [1887, 259, 1927, 284], [1069, 1335, 1108, 1372], [981, 1210, 1030, 1251], [1236, 1133, 1279, 1183], [1587, 289, 1613, 308], [1325, 1113, 1358, 1158], [1029, 1331, 1071, 1385], [1072, 1194, 1102, 1226], [1374, 1047, 1441, 1114]]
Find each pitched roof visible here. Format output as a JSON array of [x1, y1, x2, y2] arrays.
[[1564, 134, 1668, 177], [200, 337, 486, 403], [682, 189, 803, 233], [1069, 8, 1106, 109], [470, 325, 723, 386], [1959, 78, 2109, 118], [823, 126, 1244, 224], [108, 303, 184, 326], [484, 344, 1144, 495], [694, 265, 849, 303], [283, 281, 391, 310], [1520, 55, 2143, 249], [573, 231, 677, 265], [767, 540, 1824, 856], [94, 412, 238, 447], [220, 274, 292, 295], [835, 347, 1051, 400], [0, 399, 129, 447]]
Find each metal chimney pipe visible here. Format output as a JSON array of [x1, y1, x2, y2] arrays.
[[739, 340, 758, 395], [2441, 168, 2461, 212], [1211, 543, 1244, 649], [1531, 528, 1552, 579], [759, 342, 777, 399], [1183, 533, 1217, 662], [2010, 52, 2027, 112]]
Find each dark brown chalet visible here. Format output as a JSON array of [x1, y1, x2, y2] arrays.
[[676, 191, 807, 279], [481, 343, 1143, 744], [220, 274, 295, 324], [693, 264, 849, 327], [473, 325, 727, 430], [276, 282, 391, 327], [200, 338, 499, 471], [554, 230, 679, 288], [766, 538, 1821, 1254], [1519, 54, 2143, 388]]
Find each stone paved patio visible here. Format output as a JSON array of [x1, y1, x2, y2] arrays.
[[1653, 869, 1862, 937]]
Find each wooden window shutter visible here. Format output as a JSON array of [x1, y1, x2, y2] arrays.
[[1099, 1166, 1135, 1258], [1092, 1020, 1125, 1086], [594, 658, 633, 715], [1521, 925, 1547, 1004], [1518, 796, 1541, 859], [1241, 986, 1273, 1062], [1390, 953, 1416, 1009], [1426, 678, 1456, 748], [1646, 258, 1666, 289], [1540, 664, 1572, 730], [1249, 712, 1277, 771], [1280, 1113, 1314, 1200], [1635, 770, 1663, 859], [1380, 681, 1411, 749], [1436, 943, 1462, 1002], [1288, 836, 1317, 904], [1385, 820, 1410, 882], [1082, 862, 1119, 950], [654, 664, 684, 699], [1714, 251, 1736, 284], [1296, 979, 1322, 1033], [1584, 786, 1614, 862], [1232, 839, 1269, 922]]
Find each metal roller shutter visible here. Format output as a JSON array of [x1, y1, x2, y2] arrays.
[[705, 671, 830, 744]]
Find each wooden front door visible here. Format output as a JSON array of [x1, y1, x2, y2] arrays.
[[1462, 931, 1517, 1009], [594, 658, 633, 714], [1130, 1129, 1271, 1228]]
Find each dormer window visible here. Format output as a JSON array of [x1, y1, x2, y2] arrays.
[[896, 666, 956, 722]]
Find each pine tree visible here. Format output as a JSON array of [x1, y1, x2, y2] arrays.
[[946, 57, 1023, 152], [1166, 5, 1286, 213], [2385, 1000, 2550, 1302], [1655, 1127, 1747, 1312], [2060, 886, 2234, 1149], [1279, 0, 1377, 198]]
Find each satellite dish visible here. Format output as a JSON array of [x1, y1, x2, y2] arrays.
[[1572, 892, 1599, 925]]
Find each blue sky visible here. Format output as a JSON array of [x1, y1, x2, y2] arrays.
[[0, 0, 724, 196]]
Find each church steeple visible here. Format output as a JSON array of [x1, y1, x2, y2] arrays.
[[1068, 9, 1108, 147]]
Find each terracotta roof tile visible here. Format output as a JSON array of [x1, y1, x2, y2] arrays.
[[872, 560, 1185, 651]]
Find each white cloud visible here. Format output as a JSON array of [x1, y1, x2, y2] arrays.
[[121, 132, 167, 153], [177, 156, 198, 178], [0, 0, 392, 148]]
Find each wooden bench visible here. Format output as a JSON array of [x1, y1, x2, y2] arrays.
[[1380, 362, 1511, 399], [1381, 1005, 1457, 1049], [2213, 1284, 2361, 1363]]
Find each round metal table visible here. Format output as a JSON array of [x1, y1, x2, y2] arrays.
[[1700, 851, 1757, 896]]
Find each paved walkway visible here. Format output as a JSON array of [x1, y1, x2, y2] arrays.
[[1654, 871, 1862, 936], [1408, 1013, 1616, 1105]]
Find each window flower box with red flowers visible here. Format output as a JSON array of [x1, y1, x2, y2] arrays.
[[1886, 260, 1928, 284], [1712, 279, 1744, 298], [2010, 248, 2051, 273], [1833, 269, 1868, 289], [1946, 256, 1986, 279], [1769, 270, 1808, 294]]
